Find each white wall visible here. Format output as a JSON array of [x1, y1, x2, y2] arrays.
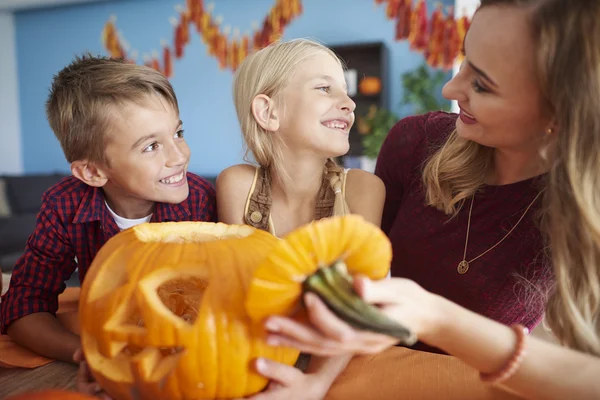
[[455, 0, 480, 19], [0, 0, 111, 175], [0, 11, 23, 174]]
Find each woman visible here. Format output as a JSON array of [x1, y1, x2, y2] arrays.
[[354, 0, 554, 352], [261, 0, 600, 398]]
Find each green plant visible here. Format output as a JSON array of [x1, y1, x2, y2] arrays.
[[359, 105, 399, 159], [401, 63, 452, 114]]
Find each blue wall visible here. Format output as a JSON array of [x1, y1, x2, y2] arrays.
[[16, 0, 452, 176]]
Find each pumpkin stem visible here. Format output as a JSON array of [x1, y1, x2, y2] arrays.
[[303, 261, 417, 345]]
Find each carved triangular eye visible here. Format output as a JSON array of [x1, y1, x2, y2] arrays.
[[105, 293, 145, 329], [156, 276, 208, 325], [102, 271, 208, 353], [101, 296, 147, 358], [125, 345, 186, 381]]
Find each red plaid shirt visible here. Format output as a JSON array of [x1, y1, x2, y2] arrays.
[[0, 173, 216, 333]]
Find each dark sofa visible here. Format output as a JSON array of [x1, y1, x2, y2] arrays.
[[0, 173, 68, 273]]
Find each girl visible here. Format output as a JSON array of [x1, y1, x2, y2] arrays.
[[216, 39, 385, 400]]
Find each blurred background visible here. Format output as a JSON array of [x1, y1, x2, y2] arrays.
[[0, 0, 478, 275], [0, 0, 479, 177]]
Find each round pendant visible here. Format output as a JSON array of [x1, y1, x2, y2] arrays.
[[457, 260, 469, 274]]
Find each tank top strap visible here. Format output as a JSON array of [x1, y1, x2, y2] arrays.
[[342, 168, 350, 199], [314, 172, 336, 220], [244, 166, 272, 232]]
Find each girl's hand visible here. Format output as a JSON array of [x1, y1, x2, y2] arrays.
[[263, 277, 448, 357], [243, 358, 330, 400], [73, 347, 113, 400]]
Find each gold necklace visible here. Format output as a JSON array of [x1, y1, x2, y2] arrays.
[[457, 189, 545, 274]]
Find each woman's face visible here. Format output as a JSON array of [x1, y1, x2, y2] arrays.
[[442, 5, 552, 152]]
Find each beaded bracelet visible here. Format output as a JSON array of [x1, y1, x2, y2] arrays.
[[480, 324, 529, 384]]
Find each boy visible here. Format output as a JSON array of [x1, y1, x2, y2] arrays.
[[0, 54, 216, 363]]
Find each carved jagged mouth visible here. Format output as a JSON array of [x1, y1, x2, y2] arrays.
[[121, 344, 185, 357], [120, 342, 186, 388], [105, 276, 207, 334]]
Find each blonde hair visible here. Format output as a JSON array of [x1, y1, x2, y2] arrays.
[[233, 38, 349, 215], [435, 0, 600, 356], [531, 0, 600, 356], [422, 133, 494, 215], [46, 54, 178, 165]]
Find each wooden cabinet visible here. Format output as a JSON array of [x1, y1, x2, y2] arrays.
[[330, 42, 389, 159]]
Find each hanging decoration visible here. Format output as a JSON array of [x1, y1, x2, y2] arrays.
[[376, 0, 471, 70], [101, 0, 303, 78], [102, 0, 468, 76]]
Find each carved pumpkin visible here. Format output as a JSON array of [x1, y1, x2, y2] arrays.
[[79, 222, 299, 400], [358, 76, 382, 96], [246, 215, 417, 343]]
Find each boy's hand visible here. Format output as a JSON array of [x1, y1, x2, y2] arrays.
[[73, 347, 113, 399]]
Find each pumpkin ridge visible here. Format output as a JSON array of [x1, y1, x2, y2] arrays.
[[245, 215, 392, 322]]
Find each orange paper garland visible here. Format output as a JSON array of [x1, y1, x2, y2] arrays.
[[377, 0, 471, 70], [101, 0, 470, 77], [101, 0, 303, 77]]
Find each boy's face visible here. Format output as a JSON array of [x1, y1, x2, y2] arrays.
[[99, 95, 190, 218]]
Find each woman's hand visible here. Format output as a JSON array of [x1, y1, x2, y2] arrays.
[[263, 276, 448, 357]]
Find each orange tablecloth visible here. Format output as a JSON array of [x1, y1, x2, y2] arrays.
[[0, 288, 80, 368], [326, 346, 522, 400]]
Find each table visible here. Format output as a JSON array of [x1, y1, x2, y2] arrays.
[[0, 361, 77, 398], [0, 347, 522, 400]]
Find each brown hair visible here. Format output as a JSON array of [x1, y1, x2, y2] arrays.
[[46, 54, 179, 165]]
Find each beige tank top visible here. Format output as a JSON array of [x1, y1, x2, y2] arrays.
[[244, 166, 349, 237]]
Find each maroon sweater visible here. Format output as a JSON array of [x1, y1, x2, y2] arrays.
[[375, 112, 552, 352]]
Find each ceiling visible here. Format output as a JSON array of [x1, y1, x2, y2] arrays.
[[0, 0, 108, 12]]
